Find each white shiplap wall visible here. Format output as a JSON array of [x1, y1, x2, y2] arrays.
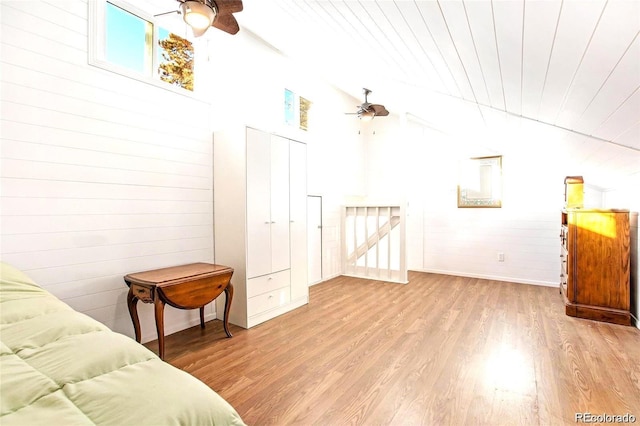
[[364, 117, 593, 287], [0, 0, 214, 341]]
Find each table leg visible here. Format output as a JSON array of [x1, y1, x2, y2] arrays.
[[199, 306, 205, 329], [223, 283, 234, 338], [154, 298, 166, 360], [126, 289, 141, 343]]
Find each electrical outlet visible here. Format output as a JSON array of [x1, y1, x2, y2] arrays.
[[498, 252, 505, 262]]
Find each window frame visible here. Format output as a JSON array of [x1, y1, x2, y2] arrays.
[[88, 0, 199, 96]]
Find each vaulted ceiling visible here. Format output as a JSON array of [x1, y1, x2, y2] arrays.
[[147, 0, 640, 190], [240, 1, 639, 149]]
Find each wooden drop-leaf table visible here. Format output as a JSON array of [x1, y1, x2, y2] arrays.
[[124, 262, 234, 359]]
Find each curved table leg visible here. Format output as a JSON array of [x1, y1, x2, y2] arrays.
[[223, 283, 233, 338], [154, 298, 166, 360], [126, 289, 141, 343]]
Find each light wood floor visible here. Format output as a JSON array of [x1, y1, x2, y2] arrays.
[[150, 272, 640, 425]]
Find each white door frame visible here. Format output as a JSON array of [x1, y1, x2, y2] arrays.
[[307, 195, 323, 285]]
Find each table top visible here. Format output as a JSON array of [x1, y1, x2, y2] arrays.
[[124, 263, 233, 287]]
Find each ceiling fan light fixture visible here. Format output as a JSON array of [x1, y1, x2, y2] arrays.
[[181, 1, 216, 36], [359, 110, 375, 121]]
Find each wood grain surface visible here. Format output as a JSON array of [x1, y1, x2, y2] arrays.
[[150, 272, 640, 425]]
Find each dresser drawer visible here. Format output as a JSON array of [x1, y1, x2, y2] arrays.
[[247, 270, 290, 298], [247, 287, 290, 317]]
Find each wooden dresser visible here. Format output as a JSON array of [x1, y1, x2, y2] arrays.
[[560, 209, 631, 325]]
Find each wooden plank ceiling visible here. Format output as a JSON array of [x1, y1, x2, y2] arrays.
[[152, 0, 640, 190]]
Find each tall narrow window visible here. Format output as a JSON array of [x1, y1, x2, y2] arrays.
[[105, 2, 153, 75], [158, 29, 194, 91], [299, 96, 311, 131]]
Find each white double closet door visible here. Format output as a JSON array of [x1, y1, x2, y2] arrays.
[[246, 130, 291, 278]]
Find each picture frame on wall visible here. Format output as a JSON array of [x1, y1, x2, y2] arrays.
[[457, 155, 503, 208]]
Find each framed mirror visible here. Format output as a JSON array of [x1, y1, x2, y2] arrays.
[[458, 155, 502, 208]]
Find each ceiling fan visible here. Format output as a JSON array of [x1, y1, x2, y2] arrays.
[[347, 88, 389, 121], [176, 0, 243, 36]]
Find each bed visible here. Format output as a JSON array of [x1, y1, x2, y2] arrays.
[[0, 262, 246, 426]]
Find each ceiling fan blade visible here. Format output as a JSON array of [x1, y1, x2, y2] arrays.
[[214, 0, 243, 14], [212, 13, 239, 34], [371, 104, 389, 116]]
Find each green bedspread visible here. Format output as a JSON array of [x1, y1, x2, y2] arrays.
[[0, 262, 246, 425]]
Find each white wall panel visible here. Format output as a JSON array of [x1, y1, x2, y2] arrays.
[[463, 1, 505, 110], [593, 88, 640, 142], [1, 158, 210, 188], [1, 197, 211, 216], [1, 3, 87, 49], [1, 24, 86, 63], [521, 0, 563, 119], [414, 1, 474, 101], [537, 0, 606, 124], [438, 0, 490, 106], [555, 0, 640, 129], [2, 140, 211, 177], [576, 36, 640, 134], [1, 178, 211, 201], [394, 1, 459, 95], [2, 212, 211, 234], [3, 1, 87, 35], [2, 121, 210, 166], [2, 102, 208, 152], [1, 225, 211, 253], [613, 122, 640, 151], [5, 238, 212, 270], [492, 0, 523, 115], [0, 0, 214, 340]]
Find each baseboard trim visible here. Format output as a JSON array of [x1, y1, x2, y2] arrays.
[[310, 273, 341, 286], [412, 268, 558, 288], [631, 312, 639, 330], [341, 273, 408, 284], [247, 296, 309, 328]]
